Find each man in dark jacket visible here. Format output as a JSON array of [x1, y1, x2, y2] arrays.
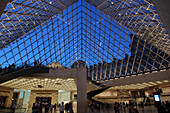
[[155, 102, 168, 113], [129, 103, 139, 113]]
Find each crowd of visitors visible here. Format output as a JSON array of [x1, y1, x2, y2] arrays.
[[32, 103, 57, 113], [0, 63, 16, 75], [59, 102, 73, 113], [88, 101, 170, 113], [89, 102, 132, 113], [1, 99, 169, 113], [31, 101, 73, 113], [0, 60, 41, 76]]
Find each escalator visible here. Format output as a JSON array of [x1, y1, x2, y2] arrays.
[[87, 86, 111, 100]]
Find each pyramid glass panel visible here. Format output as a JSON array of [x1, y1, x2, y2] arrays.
[[0, 0, 169, 80]]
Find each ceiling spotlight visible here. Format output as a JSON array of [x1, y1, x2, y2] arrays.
[[49, 1, 52, 4], [111, 2, 114, 4], [163, 80, 169, 83], [2, 41, 6, 44]]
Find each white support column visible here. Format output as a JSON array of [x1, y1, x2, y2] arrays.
[[77, 67, 87, 113]]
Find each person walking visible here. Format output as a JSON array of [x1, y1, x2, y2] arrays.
[[60, 102, 64, 113], [32, 103, 36, 113], [129, 103, 139, 113], [50, 104, 53, 113], [0, 65, 2, 74], [35, 104, 38, 113], [53, 103, 57, 112], [12, 103, 16, 113], [123, 102, 126, 113], [38, 103, 43, 113], [45, 104, 50, 113], [69, 102, 73, 113], [155, 102, 168, 113], [114, 102, 119, 113], [65, 103, 69, 113], [4, 66, 7, 74]]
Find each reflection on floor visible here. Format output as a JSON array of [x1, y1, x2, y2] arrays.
[[51, 106, 157, 113]]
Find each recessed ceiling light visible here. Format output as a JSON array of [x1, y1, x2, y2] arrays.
[[49, 1, 52, 4], [163, 80, 169, 83], [2, 41, 6, 44], [156, 81, 163, 84], [149, 82, 157, 85]]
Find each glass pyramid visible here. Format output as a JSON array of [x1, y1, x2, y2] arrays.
[[0, 0, 169, 80]]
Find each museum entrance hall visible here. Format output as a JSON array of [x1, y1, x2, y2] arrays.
[[0, 0, 170, 113]]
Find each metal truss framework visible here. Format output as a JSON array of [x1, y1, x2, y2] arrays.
[[0, 0, 169, 81]]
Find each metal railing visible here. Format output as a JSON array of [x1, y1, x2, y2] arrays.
[[0, 61, 46, 76]]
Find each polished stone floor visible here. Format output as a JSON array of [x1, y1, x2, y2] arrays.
[[53, 106, 158, 113]]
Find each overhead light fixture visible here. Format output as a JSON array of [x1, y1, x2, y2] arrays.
[[163, 80, 169, 83], [49, 1, 52, 4], [2, 41, 6, 44], [155, 81, 163, 84]]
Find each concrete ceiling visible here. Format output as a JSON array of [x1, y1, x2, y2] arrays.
[[152, 0, 170, 36], [0, 77, 102, 92], [0, 0, 8, 17], [0, 77, 77, 91], [104, 70, 170, 86]]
